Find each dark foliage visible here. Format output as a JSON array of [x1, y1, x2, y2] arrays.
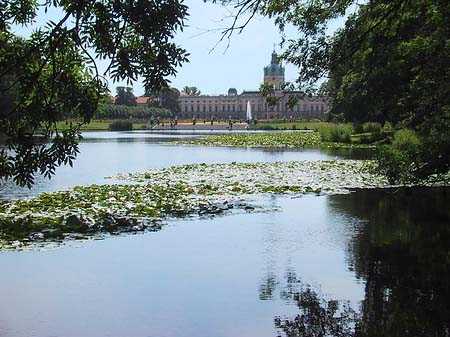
[[1, 0, 189, 186], [218, 0, 450, 182], [98, 104, 171, 120], [108, 120, 133, 131]]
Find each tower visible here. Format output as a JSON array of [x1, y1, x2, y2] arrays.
[[263, 50, 285, 90]]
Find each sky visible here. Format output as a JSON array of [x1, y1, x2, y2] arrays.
[[125, 0, 300, 96], [12, 0, 345, 96], [165, 0, 294, 96]]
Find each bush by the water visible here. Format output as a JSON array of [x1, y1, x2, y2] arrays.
[[362, 122, 382, 134], [320, 124, 353, 143], [109, 120, 133, 131], [352, 122, 386, 144], [376, 129, 422, 183]]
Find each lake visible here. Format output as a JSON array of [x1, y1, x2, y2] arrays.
[[0, 131, 371, 200], [0, 131, 448, 337]]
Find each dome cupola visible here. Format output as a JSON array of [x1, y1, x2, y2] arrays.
[[263, 49, 285, 90], [264, 51, 285, 77]]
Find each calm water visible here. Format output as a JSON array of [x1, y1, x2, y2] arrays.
[[0, 131, 372, 200], [0, 132, 448, 337]]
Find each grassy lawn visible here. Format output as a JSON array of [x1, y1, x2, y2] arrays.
[[51, 119, 387, 146], [54, 120, 147, 131], [252, 121, 342, 131]]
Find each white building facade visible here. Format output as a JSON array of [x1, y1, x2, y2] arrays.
[[177, 51, 329, 120]]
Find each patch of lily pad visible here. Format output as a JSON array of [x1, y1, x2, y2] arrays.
[[0, 183, 250, 250], [0, 159, 390, 250], [113, 160, 390, 194], [174, 132, 370, 148]]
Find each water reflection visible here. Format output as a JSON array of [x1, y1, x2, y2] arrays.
[[274, 272, 359, 337], [2, 187, 447, 336], [320, 147, 375, 160], [274, 187, 450, 337]]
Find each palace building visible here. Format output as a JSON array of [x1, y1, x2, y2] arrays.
[[177, 51, 329, 120]]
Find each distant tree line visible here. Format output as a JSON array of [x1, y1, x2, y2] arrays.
[[96, 104, 172, 120]]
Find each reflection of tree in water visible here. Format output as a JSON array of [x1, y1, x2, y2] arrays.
[[331, 187, 449, 337], [259, 272, 279, 300], [273, 272, 360, 337], [271, 187, 449, 337]]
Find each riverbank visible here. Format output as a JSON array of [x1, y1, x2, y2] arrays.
[[50, 120, 386, 147]]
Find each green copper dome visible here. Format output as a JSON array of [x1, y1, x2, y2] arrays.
[[264, 51, 285, 77]]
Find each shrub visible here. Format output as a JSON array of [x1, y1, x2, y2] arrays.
[[97, 104, 172, 120], [362, 122, 382, 133], [109, 120, 133, 131], [353, 123, 364, 134], [350, 122, 385, 143], [382, 121, 394, 133], [376, 129, 422, 183], [392, 129, 420, 151], [320, 124, 353, 143], [258, 125, 275, 130]]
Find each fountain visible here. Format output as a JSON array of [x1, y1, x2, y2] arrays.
[[246, 101, 252, 129]]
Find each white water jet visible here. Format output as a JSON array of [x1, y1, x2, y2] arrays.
[[246, 101, 252, 121]]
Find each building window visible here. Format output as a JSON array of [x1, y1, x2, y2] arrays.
[[197, 106, 200, 112], [203, 106, 206, 112], [209, 106, 211, 112], [215, 106, 218, 112], [191, 106, 194, 112], [222, 106, 225, 112], [232, 106, 235, 112], [185, 106, 188, 112]]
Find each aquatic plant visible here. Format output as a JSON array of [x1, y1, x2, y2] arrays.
[[175, 131, 370, 148], [1, 160, 391, 249], [176, 132, 322, 148]]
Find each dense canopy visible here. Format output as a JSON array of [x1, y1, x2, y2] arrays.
[[0, 0, 189, 186], [219, 0, 450, 182]]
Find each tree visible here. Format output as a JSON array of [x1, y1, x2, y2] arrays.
[[259, 81, 278, 108], [1, 0, 189, 186], [182, 86, 201, 96], [160, 87, 181, 113], [115, 86, 137, 106], [146, 87, 180, 113], [324, 0, 450, 182], [218, 0, 450, 182]]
